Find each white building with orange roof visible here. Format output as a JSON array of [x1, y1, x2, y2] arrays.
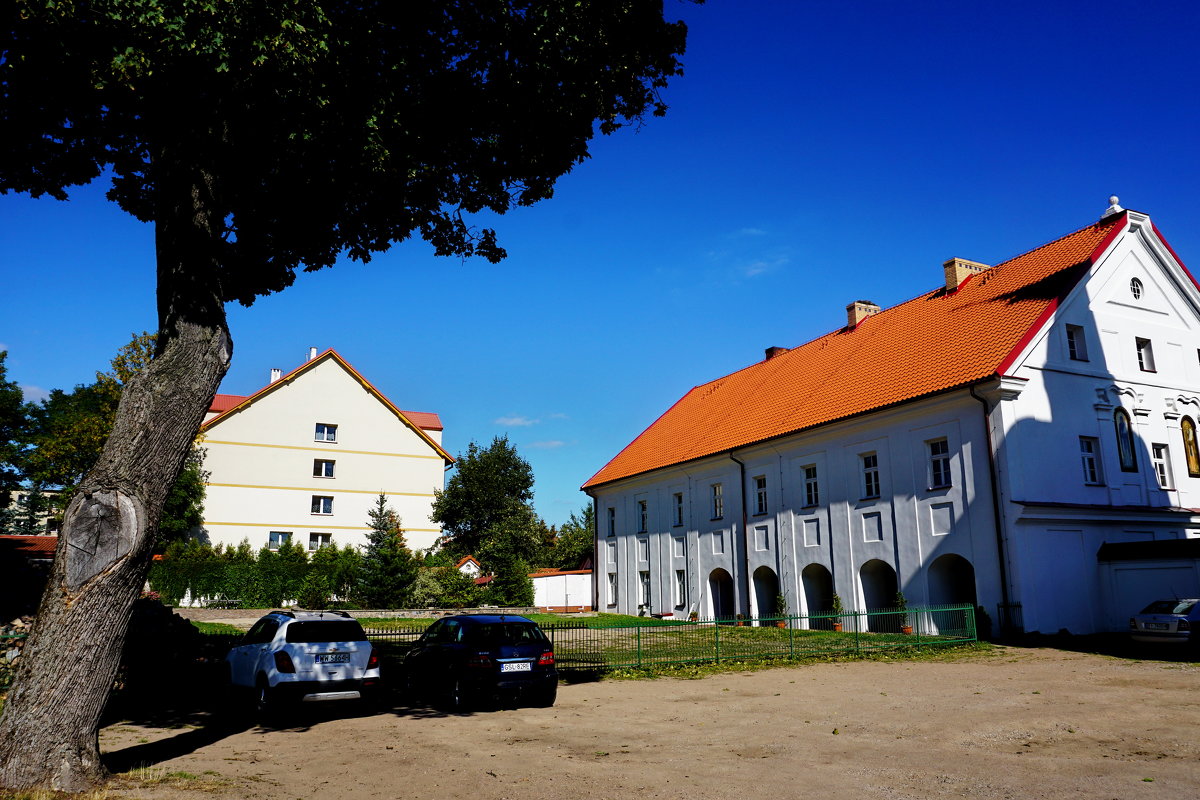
[[584, 200, 1200, 635], [199, 348, 453, 553]]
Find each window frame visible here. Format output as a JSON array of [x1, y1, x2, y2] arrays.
[[861, 453, 881, 499], [314, 422, 338, 442], [1152, 443, 1174, 489], [313, 459, 335, 478], [1079, 436, 1103, 485], [803, 464, 819, 507], [674, 569, 686, 609], [268, 531, 292, 551], [606, 507, 616, 537], [753, 475, 768, 515], [927, 439, 952, 489], [607, 572, 618, 607], [311, 495, 334, 515], [636, 500, 648, 533], [638, 570, 651, 608], [1136, 337, 1156, 372], [672, 492, 684, 527], [711, 483, 724, 520], [1065, 324, 1088, 361], [308, 532, 331, 550]]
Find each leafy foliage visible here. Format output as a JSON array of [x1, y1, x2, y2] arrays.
[[2, 1, 690, 304], [552, 505, 595, 569], [0, 352, 29, 510], [432, 436, 534, 558], [356, 494, 420, 608]]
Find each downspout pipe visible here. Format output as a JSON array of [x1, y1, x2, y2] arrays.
[[729, 452, 750, 617], [970, 383, 1013, 634]]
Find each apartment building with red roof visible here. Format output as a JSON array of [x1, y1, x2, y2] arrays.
[[583, 200, 1200, 635], [198, 348, 452, 556]]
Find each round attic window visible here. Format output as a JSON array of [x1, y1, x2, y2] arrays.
[[1130, 278, 1143, 299]]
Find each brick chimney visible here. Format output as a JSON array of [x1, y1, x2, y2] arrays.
[[943, 257, 989, 292], [846, 300, 880, 329], [764, 346, 789, 361]]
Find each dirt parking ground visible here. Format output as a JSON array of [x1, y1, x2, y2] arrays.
[[100, 645, 1200, 800]]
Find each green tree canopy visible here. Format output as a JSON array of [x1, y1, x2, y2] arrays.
[[0, 352, 30, 511], [432, 436, 535, 557], [553, 505, 595, 570]]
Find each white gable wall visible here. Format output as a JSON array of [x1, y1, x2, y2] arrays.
[[994, 213, 1200, 634], [201, 356, 445, 553]]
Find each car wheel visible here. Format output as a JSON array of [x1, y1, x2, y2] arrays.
[[533, 682, 557, 708], [254, 677, 276, 720], [446, 677, 471, 712]]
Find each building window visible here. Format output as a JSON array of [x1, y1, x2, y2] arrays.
[[637, 500, 648, 533], [637, 535, 649, 562], [311, 495, 334, 515], [1130, 277, 1143, 299], [607, 572, 618, 606], [1136, 337, 1156, 372], [753, 476, 768, 515], [1079, 437, 1103, 485], [315, 423, 337, 442], [313, 459, 335, 478], [803, 465, 819, 507], [638, 570, 651, 608], [1066, 324, 1088, 361], [1152, 443, 1174, 489], [711, 483, 724, 519], [607, 507, 616, 537], [672, 492, 684, 526], [268, 531, 291, 550], [861, 453, 880, 499], [1182, 417, 1200, 478], [309, 532, 331, 550], [1114, 409, 1137, 472], [928, 439, 951, 489], [672, 534, 685, 558], [674, 569, 686, 609]]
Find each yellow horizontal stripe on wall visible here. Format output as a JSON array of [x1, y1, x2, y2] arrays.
[[202, 521, 441, 533], [203, 439, 443, 460], [205, 483, 433, 497]]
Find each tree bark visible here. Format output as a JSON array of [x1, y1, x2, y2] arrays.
[[0, 159, 231, 792]]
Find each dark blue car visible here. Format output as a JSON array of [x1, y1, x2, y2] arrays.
[[402, 614, 558, 710]]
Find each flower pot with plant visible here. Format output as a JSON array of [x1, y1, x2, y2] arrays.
[[775, 593, 789, 627], [895, 591, 912, 634], [830, 592, 845, 632], [735, 613, 745, 626]]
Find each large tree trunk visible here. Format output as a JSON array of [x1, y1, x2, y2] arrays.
[[0, 161, 231, 791]]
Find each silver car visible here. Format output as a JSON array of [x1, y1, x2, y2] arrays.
[[1129, 599, 1200, 645]]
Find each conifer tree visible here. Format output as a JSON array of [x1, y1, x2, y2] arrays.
[[357, 494, 419, 609]]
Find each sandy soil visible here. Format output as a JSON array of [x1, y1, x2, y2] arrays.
[[99, 645, 1200, 800]]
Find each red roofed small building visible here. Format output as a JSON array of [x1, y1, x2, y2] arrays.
[[583, 201, 1200, 634], [199, 348, 452, 554]]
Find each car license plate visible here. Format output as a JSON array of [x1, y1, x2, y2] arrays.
[[1146, 622, 1169, 631], [500, 662, 531, 672], [317, 653, 351, 664]]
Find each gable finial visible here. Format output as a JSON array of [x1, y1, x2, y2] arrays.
[[1102, 195, 1123, 219]]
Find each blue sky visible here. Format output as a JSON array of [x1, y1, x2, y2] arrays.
[[3, 1, 1199, 527]]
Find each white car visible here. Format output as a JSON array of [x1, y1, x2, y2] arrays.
[[225, 610, 381, 714], [1129, 599, 1200, 645]]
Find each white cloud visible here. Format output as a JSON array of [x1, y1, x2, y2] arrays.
[[21, 384, 49, 403], [547, 412, 569, 420], [495, 415, 538, 427], [529, 440, 566, 449], [739, 256, 790, 278], [737, 227, 768, 237]]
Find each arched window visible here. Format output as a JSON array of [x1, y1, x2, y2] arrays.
[[1182, 416, 1200, 478], [1114, 408, 1137, 472]]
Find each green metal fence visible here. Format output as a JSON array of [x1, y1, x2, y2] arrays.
[[363, 604, 976, 673]]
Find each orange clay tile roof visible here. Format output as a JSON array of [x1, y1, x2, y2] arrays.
[[0, 535, 58, 559], [209, 394, 246, 414], [583, 215, 1126, 489]]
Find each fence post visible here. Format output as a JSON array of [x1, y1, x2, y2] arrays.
[[854, 612, 862, 655], [636, 624, 643, 669], [714, 618, 721, 663], [788, 615, 794, 659]]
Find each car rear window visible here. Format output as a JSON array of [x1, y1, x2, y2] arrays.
[[1140, 600, 1197, 615], [465, 623, 548, 645], [285, 620, 367, 643]]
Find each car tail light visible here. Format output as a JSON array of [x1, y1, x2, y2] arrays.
[[367, 650, 379, 669], [538, 650, 555, 666], [274, 651, 296, 673], [467, 653, 494, 669], [1179, 620, 1190, 632]]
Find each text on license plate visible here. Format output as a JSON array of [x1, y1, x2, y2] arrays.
[[1145, 622, 1170, 630], [500, 662, 532, 672], [316, 653, 351, 664]]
